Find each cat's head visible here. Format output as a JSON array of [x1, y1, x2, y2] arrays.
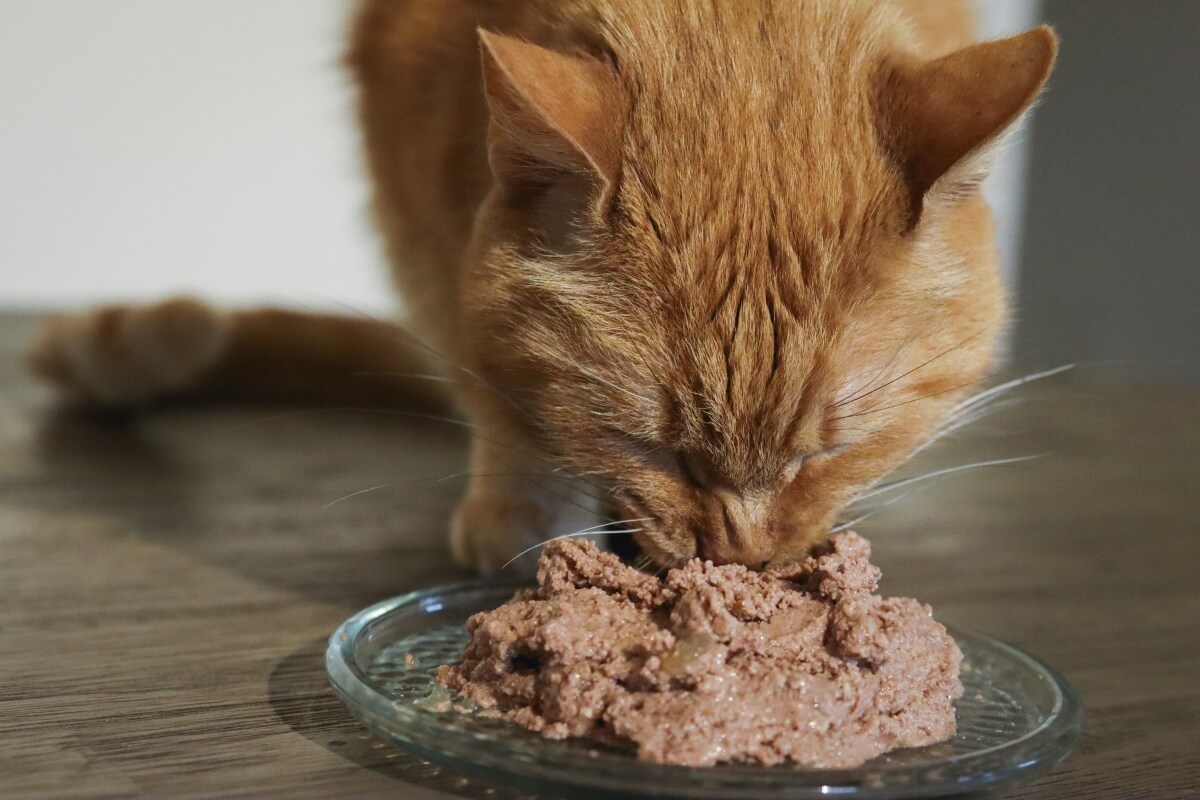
[[462, 11, 1057, 567]]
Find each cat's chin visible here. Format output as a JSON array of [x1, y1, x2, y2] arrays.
[[630, 530, 695, 571]]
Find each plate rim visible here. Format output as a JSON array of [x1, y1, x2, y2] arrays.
[[325, 578, 1083, 799]]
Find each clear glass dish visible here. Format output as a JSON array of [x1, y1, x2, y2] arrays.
[[326, 579, 1082, 799]]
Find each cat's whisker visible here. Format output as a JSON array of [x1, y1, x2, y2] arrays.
[[500, 517, 653, 570], [289, 303, 576, 497], [432, 468, 613, 506], [393, 468, 612, 507], [434, 470, 605, 497], [906, 364, 1074, 459], [316, 298, 538, 421], [223, 404, 478, 434], [912, 397, 1025, 454], [829, 379, 983, 422], [841, 488, 915, 515], [478, 451, 616, 511], [950, 364, 1074, 417], [565, 517, 654, 537], [830, 506, 883, 534], [828, 319, 1001, 410], [255, 404, 612, 516], [500, 529, 645, 570], [228, 401, 610, 496], [353, 370, 460, 384], [322, 469, 605, 511], [830, 338, 912, 408], [323, 484, 395, 509], [851, 454, 1049, 505]]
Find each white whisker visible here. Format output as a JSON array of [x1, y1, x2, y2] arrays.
[[852, 454, 1049, 505], [633, 554, 659, 573], [830, 510, 877, 534], [500, 529, 646, 571], [906, 365, 1074, 460], [909, 398, 1024, 459], [832, 340, 912, 408], [353, 371, 460, 384], [837, 490, 914, 523], [318, 298, 536, 420], [830, 320, 1001, 410], [500, 517, 652, 571], [249, 405, 608, 496], [324, 484, 393, 509], [950, 364, 1074, 416]]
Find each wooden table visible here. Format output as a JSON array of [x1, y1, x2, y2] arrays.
[[1, 313, 1197, 799]]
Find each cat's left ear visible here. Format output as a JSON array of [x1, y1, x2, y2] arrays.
[[881, 26, 1059, 226], [478, 30, 624, 207]]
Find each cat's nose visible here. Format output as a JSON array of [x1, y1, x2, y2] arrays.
[[700, 536, 775, 569], [699, 491, 774, 568]]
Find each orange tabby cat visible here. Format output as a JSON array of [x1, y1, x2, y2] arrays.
[[27, 0, 1056, 574]]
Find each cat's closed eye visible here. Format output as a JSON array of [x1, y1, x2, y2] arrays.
[[677, 452, 707, 489], [785, 453, 809, 480], [786, 443, 851, 480], [672, 443, 850, 494]]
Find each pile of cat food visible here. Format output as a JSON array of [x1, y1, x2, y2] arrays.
[[437, 532, 962, 767]]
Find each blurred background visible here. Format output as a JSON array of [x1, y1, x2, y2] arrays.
[[1, 0, 1196, 384]]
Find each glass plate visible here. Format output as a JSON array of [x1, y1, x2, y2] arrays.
[[326, 579, 1082, 799]]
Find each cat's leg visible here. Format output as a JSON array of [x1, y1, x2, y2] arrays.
[[450, 419, 603, 576], [26, 298, 446, 409]]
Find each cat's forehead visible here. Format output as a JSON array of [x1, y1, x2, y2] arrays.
[[611, 1, 901, 236], [614, 97, 900, 299]]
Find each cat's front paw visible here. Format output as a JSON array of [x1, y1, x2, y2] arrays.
[[449, 494, 556, 577]]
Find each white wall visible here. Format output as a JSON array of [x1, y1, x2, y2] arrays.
[[975, 0, 1044, 287], [0, 0, 391, 312], [0, 0, 1038, 313]]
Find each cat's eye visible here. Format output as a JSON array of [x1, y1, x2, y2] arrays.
[[787, 444, 849, 478], [786, 454, 809, 478]]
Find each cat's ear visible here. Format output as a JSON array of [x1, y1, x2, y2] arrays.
[[478, 30, 624, 204], [882, 26, 1058, 224]]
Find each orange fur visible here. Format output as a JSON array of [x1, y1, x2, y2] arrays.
[[350, 0, 1056, 571], [30, 0, 1056, 574], [27, 301, 445, 409]]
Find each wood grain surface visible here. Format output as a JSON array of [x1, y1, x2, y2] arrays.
[[1, 313, 1197, 799]]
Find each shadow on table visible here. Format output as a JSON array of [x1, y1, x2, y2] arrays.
[[268, 637, 553, 800], [20, 406, 469, 608]]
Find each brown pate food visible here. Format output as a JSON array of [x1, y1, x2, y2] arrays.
[[436, 532, 962, 767]]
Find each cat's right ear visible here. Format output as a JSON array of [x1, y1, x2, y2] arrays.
[[478, 30, 624, 207], [881, 26, 1059, 228]]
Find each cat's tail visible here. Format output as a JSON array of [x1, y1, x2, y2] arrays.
[[25, 297, 450, 411]]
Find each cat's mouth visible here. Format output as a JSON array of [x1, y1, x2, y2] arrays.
[[618, 518, 699, 571]]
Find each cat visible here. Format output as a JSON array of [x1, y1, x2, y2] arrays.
[[27, 0, 1057, 574]]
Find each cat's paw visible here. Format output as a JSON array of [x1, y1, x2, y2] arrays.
[[26, 297, 231, 407], [450, 494, 557, 577]]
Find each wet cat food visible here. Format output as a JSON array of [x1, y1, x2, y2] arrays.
[[437, 532, 962, 767]]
